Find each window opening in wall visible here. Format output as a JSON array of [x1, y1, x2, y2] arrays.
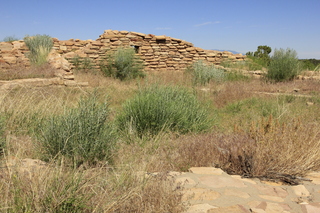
[[156, 39, 166, 44], [131, 45, 140, 53]]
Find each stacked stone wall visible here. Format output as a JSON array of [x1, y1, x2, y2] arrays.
[[0, 30, 246, 73]]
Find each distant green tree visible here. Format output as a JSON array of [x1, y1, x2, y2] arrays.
[[245, 51, 254, 56], [254, 45, 272, 65], [254, 45, 272, 58], [246, 45, 272, 67]]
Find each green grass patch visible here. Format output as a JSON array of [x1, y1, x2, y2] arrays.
[[186, 60, 225, 85], [225, 71, 250, 81]]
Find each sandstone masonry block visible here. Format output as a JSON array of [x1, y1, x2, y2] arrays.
[[0, 29, 246, 75]]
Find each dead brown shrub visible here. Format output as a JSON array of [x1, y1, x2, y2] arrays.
[[157, 116, 320, 184], [248, 116, 320, 179], [169, 133, 255, 174]]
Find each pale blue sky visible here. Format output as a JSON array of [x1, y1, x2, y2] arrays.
[[1, 0, 319, 59]]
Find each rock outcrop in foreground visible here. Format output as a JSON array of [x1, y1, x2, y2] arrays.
[[173, 167, 320, 213]]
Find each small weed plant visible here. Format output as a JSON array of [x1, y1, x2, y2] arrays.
[[266, 48, 302, 82], [186, 60, 225, 85], [117, 84, 212, 137], [24, 34, 53, 66], [37, 92, 116, 166], [100, 47, 145, 80]]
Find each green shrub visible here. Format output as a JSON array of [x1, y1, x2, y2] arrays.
[[100, 47, 145, 80], [37, 92, 116, 166], [24, 34, 53, 66], [2, 35, 19, 42], [186, 60, 225, 85], [117, 84, 212, 137], [70, 55, 94, 73], [266, 48, 302, 82]]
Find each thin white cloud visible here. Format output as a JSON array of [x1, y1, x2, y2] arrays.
[[155, 27, 172, 30], [194, 21, 220, 27]]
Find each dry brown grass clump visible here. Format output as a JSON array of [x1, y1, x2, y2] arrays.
[[0, 157, 185, 212], [0, 63, 56, 80], [213, 81, 253, 108]]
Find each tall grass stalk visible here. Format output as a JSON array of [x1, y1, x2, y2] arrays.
[[24, 35, 53, 66], [0, 115, 6, 157]]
